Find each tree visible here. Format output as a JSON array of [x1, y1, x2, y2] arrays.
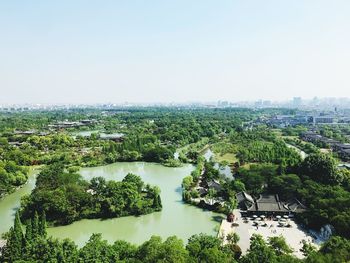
[[206, 188, 217, 206], [231, 180, 246, 192], [182, 176, 194, 191], [200, 247, 233, 263], [226, 232, 240, 245], [300, 240, 316, 257], [300, 153, 341, 185], [122, 173, 144, 192], [79, 233, 118, 262], [136, 236, 163, 262], [159, 236, 189, 263], [90, 176, 106, 194], [319, 236, 350, 256], [32, 211, 39, 239], [61, 238, 79, 262], [112, 240, 137, 260], [269, 174, 301, 200], [153, 194, 162, 210], [268, 236, 293, 256], [39, 211, 47, 238], [186, 233, 222, 259], [25, 218, 33, 242], [241, 234, 277, 263], [2, 212, 24, 261]]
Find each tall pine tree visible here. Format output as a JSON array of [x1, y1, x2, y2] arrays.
[[25, 218, 33, 241], [14, 211, 24, 251], [2, 212, 24, 261], [32, 211, 39, 239], [39, 211, 47, 238]]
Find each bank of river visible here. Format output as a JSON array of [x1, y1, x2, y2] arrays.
[[0, 162, 222, 247]]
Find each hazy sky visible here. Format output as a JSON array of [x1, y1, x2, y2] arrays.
[[1, 1, 350, 104]]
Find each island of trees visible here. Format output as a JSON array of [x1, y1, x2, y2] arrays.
[[20, 163, 162, 225]]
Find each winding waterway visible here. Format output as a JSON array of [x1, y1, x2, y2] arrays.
[[0, 167, 38, 235], [0, 162, 222, 246]]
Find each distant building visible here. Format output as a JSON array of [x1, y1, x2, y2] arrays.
[[48, 119, 98, 129], [8, 141, 23, 147], [100, 133, 124, 142], [13, 130, 36, 135], [338, 147, 350, 161], [301, 131, 350, 161], [268, 115, 310, 127], [313, 116, 335, 124]]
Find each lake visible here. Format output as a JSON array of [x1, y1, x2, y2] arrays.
[[0, 162, 222, 246]]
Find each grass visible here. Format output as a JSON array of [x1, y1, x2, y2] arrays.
[[177, 137, 210, 154], [214, 153, 237, 165], [210, 140, 238, 165]]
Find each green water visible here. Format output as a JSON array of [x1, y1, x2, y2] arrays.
[[0, 162, 222, 246], [0, 167, 38, 234]]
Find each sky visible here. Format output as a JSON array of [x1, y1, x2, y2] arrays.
[[1, 0, 350, 104]]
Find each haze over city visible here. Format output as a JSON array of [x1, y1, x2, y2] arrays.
[[1, 0, 350, 104]]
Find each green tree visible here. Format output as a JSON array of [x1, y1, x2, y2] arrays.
[[136, 236, 163, 262], [159, 236, 189, 263], [200, 247, 233, 263], [186, 233, 222, 260], [39, 211, 47, 237], [206, 188, 217, 206], [79, 233, 118, 262], [112, 240, 137, 260], [268, 236, 293, 256], [2, 212, 24, 261], [182, 176, 194, 191], [25, 218, 33, 242], [61, 238, 79, 262], [122, 173, 144, 192], [241, 234, 277, 263], [32, 211, 39, 239], [226, 232, 240, 245], [300, 153, 341, 185], [269, 174, 302, 200], [300, 240, 316, 257]]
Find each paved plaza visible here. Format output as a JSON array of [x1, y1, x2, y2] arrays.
[[218, 210, 319, 258]]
